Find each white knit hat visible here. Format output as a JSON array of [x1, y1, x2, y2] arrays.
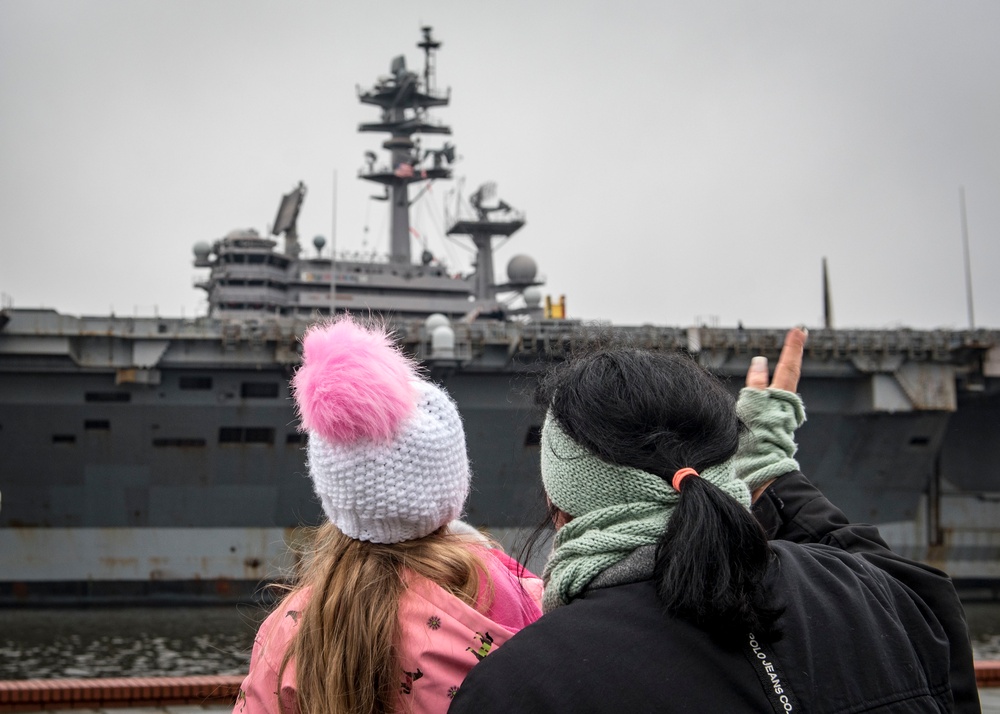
[[292, 317, 470, 543]]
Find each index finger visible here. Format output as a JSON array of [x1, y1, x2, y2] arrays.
[[770, 327, 808, 392]]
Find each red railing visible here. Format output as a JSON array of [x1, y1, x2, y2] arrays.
[[0, 675, 243, 712], [0, 665, 998, 711]]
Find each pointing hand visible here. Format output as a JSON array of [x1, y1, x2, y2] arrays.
[[745, 327, 808, 392]]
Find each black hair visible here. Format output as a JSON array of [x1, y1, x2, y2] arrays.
[[538, 347, 779, 637]]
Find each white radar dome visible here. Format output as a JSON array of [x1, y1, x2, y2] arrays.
[[193, 241, 212, 260], [431, 323, 456, 359], [507, 254, 538, 284], [425, 313, 450, 333], [522, 287, 543, 308]]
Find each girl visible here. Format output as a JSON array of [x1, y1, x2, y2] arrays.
[[235, 317, 542, 714]]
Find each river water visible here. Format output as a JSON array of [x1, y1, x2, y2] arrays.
[[0, 605, 266, 680], [1, 602, 998, 680]]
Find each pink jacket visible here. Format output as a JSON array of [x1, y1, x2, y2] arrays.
[[234, 546, 543, 714]]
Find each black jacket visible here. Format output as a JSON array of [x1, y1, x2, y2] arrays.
[[449, 472, 980, 713]]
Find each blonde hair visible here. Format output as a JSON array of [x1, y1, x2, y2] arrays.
[[276, 522, 490, 714]]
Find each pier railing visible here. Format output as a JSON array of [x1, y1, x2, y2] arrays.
[[0, 665, 998, 711], [0, 675, 242, 711]]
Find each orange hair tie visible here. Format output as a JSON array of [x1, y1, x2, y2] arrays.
[[672, 467, 699, 491]]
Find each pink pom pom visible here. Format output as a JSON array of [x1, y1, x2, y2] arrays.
[[292, 318, 418, 443]]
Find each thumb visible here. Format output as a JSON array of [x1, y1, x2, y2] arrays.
[[745, 355, 770, 390]]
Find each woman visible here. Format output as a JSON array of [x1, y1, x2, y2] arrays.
[[234, 317, 542, 714], [449, 328, 979, 713]]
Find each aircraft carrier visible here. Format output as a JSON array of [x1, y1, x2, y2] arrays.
[[1, 28, 998, 604]]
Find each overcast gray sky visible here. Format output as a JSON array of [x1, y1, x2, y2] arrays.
[[1, 0, 998, 330]]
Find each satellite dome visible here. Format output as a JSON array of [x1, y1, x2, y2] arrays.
[[507, 254, 538, 285], [431, 325, 455, 352], [425, 313, 450, 332], [522, 286, 542, 308], [431, 323, 456, 358], [313, 235, 327, 253], [193, 241, 211, 260]]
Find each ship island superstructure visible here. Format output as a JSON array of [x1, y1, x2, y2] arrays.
[[1, 29, 999, 604], [194, 27, 541, 323]]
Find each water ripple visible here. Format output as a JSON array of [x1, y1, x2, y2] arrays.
[[0, 606, 265, 680], [0, 602, 997, 680]]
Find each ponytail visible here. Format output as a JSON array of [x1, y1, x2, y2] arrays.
[[655, 475, 780, 638]]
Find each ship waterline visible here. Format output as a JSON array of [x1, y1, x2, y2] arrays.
[[0, 528, 295, 600]]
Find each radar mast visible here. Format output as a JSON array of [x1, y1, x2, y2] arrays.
[[447, 183, 528, 302], [357, 26, 454, 264]]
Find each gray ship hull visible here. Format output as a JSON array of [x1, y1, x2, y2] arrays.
[[1, 310, 998, 603]]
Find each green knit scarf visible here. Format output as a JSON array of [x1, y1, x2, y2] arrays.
[[540, 387, 805, 613]]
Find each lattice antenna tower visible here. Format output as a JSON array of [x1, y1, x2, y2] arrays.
[[418, 26, 441, 95]]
